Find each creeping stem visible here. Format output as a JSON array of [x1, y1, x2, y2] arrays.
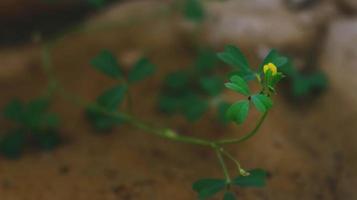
[[216, 111, 268, 145]]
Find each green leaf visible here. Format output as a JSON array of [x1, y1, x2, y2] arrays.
[[27, 98, 50, 115], [181, 95, 208, 121], [224, 192, 237, 200], [225, 75, 250, 96], [217, 102, 230, 123], [128, 57, 156, 83], [226, 100, 250, 124], [164, 71, 189, 91], [158, 96, 180, 114], [33, 130, 61, 151], [200, 76, 224, 96], [195, 49, 218, 72], [260, 49, 289, 70], [86, 85, 127, 132], [97, 85, 127, 111], [0, 129, 26, 159], [232, 169, 267, 188], [192, 178, 226, 200], [3, 99, 25, 122], [184, 0, 205, 22], [90, 50, 122, 79], [251, 94, 273, 113], [217, 45, 251, 74], [86, 108, 123, 132]]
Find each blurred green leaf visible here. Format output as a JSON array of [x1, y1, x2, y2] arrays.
[[3, 99, 25, 123], [181, 96, 208, 122], [164, 71, 190, 91], [251, 94, 273, 113], [128, 57, 156, 83], [86, 85, 127, 132], [226, 100, 250, 124], [184, 0, 205, 22], [90, 50, 122, 79], [195, 49, 218, 72], [0, 129, 26, 159], [97, 85, 127, 111], [217, 45, 253, 78], [192, 178, 226, 200], [232, 169, 267, 188], [86, 108, 123, 132], [158, 96, 180, 114], [225, 75, 250, 96], [217, 102, 230, 123], [33, 130, 61, 151], [223, 192, 237, 200], [200, 76, 224, 96]]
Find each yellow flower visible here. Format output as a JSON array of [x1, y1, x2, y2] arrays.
[[263, 63, 277, 76]]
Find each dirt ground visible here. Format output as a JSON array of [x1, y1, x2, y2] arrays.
[[1, 9, 357, 200]]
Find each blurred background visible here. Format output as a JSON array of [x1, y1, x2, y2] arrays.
[[0, 0, 356, 199]]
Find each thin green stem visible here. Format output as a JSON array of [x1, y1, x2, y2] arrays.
[[216, 111, 268, 145], [215, 147, 231, 183], [220, 149, 249, 176]]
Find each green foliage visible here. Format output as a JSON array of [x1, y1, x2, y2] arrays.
[[226, 100, 250, 124], [0, 130, 26, 159], [261, 50, 328, 98], [232, 169, 267, 188], [225, 75, 250, 96], [218, 45, 254, 80], [91, 50, 122, 79], [1, 98, 61, 158], [184, 0, 205, 22], [200, 76, 224, 96], [192, 169, 267, 199], [86, 85, 127, 132], [158, 49, 225, 122], [88, 50, 156, 132], [223, 192, 237, 200], [251, 94, 273, 113], [192, 179, 226, 200], [217, 102, 230, 123], [128, 58, 156, 83]]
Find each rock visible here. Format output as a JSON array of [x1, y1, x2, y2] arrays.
[[319, 18, 357, 104], [203, 0, 337, 52]]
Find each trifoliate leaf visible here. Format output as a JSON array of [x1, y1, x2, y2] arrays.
[[251, 94, 273, 113], [90, 50, 122, 79], [128, 57, 156, 83], [232, 169, 267, 188], [226, 100, 250, 124], [225, 75, 250, 96]]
